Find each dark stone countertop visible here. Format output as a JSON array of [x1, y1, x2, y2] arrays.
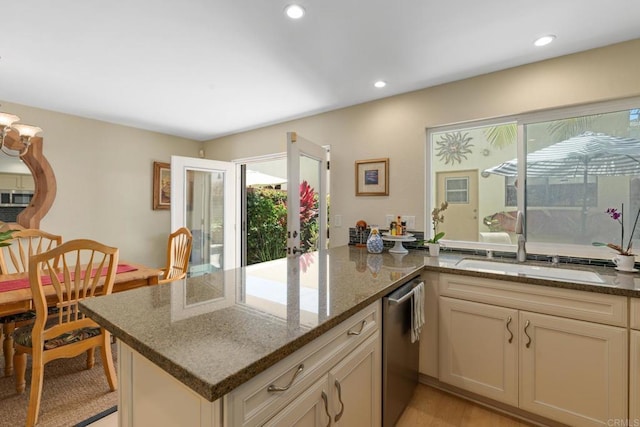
[[79, 245, 640, 403]]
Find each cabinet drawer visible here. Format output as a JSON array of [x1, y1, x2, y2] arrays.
[[225, 301, 380, 427], [631, 298, 640, 330], [439, 273, 627, 326]]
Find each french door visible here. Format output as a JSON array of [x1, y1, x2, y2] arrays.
[[170, 132, 328, 275], [170, 155, 238, 274], [286, 131, 328, 257]]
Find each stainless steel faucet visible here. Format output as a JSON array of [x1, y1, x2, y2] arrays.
[[515, 211, 526, 262]]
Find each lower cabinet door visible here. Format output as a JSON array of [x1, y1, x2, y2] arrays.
[[328, 332, 381, 427], [263, 378, 331, 427], [519, 311, 628, 426], [439, 296, 519, 406], [631, 330, 640, 423]]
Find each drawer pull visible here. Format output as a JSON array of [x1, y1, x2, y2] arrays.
[[506, 316, 513, 344], [267, 364, 304, 392], [524, 320, 532, 348], [321, 391, 331, 427], [334, 379, 345, 422], [347, 320, 367, 336]]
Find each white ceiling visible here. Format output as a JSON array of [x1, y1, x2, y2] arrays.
[[1, 1, 639, 141]]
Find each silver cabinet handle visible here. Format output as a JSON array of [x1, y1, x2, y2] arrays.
[[267, 364, 304, 392], [506, 316, 513, 344], [334, 379, 345, 422], [347, 320, 366, 336], [321, 391, 331, 427], [524, 320, 531, 348]]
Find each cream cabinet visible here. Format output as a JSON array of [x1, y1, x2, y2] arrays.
[[439, 296, 518, 406], [226, 301, 381, 426], [328, 333, 380, 426], [438, 273, 628, 427], [630, 299, 640, 423], [117, 301, 381, 427], [0, 173, 34, 190], [262, 378, 330, 427], [518, 311, 627, 426], [265, 333, 380, 427]]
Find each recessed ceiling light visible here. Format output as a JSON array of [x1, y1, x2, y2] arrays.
[[374, 80, 387, 88], [534, 35, 556, 47], [285, 4, 305, 19]]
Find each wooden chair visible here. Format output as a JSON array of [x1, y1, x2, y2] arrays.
[[0, 229, 63, 377], [13, 239, 119, 427], [0, 228, 62, 274], [158, 227, 193, 284]]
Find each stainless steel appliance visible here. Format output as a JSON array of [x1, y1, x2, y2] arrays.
[[0, 190, 33, 207], [382, 279, 421, 427]]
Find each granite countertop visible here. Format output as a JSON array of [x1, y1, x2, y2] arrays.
[[426, 251, 640, 297], [79, 245, 640, 403], [79, 246, 426, 402]]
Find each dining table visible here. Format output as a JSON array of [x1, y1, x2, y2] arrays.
[[0, 261, 162, 376]]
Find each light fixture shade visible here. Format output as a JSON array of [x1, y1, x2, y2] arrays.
[[0, 112, 20, 128], [12, 123, 43, 138]]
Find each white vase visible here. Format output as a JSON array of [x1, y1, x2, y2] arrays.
[[428, 243, 440, 257]]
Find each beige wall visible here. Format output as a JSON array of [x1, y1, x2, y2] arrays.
[[204, 39, 640, 247], [0, 101, 201, 266]]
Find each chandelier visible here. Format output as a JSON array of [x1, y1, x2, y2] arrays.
[[0, 111, 43, 157]]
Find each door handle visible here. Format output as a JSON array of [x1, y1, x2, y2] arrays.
[[524, 320, 532, 348], [347, 320, 366, 336], [321, 391, 331, 427], [267, 364, 304, 392], [506, 316, 513, 344], [334, 379, 345, 422]]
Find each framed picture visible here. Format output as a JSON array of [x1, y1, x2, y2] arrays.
[[153, 161, 171, 210], [355, 158, 389, 196]]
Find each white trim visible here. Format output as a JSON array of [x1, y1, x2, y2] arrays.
[[232, 152, 287, 164]]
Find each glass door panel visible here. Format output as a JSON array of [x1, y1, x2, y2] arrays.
[[171, 156, 237, 274], [286, 132, 328, 256]]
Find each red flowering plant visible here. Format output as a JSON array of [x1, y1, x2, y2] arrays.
[[593, 204, 640, 256], [299, 180, 319, 250]]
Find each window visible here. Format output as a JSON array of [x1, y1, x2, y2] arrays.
[[427, 98, 640, 255], [445, 177, 469, 204]]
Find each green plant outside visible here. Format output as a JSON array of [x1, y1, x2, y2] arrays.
[[246, 183, 322, 265]]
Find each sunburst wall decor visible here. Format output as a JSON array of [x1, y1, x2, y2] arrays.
[[435, 132, 474, 165]]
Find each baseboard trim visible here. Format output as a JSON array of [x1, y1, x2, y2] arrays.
[[419, 374, 568, 427]]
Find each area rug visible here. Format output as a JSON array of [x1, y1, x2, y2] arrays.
[[0, 342, 118, 427]]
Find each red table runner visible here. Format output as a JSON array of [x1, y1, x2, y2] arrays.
[[0, 264, 138, 293]]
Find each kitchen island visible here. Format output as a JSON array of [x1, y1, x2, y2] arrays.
[[80, 245, 640, 426], [80, 246, 426, 426]]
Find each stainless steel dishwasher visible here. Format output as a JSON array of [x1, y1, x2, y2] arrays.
[[382, 279, 421, 427]]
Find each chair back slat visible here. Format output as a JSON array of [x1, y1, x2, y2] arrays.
[[29, 239, 119, 342], [0, 229, 62, 274], [159, 227, 193, 284]]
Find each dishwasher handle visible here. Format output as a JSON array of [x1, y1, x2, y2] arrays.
[[388, 287, 415, 305]]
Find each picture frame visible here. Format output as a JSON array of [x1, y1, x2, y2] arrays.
[[153, 161, 171, 210], [355, 158, 389, 196]]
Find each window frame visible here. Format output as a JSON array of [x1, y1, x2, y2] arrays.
[[425, 96, 640, 259]]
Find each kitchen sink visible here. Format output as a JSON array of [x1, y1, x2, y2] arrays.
[[455, 259, 606, 284]]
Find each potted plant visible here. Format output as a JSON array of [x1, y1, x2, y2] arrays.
[[593, 204, 640, 271], [0, 229, 16, 247], [426, 201, 448, 256]]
